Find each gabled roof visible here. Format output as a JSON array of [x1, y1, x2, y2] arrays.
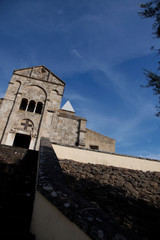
[[13, 65, 65, 85], [61, 100, 75, 112], [86, 128, 116, 142]]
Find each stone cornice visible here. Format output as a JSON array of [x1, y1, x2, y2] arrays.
[[13, 73, 65, 87]]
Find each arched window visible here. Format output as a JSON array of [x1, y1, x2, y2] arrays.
[[27, 100, 36, 112], [35, 102, 43, 114], [19, 98, 28, 110]]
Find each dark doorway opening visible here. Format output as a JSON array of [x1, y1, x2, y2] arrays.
[[13, 133, 31, 149]]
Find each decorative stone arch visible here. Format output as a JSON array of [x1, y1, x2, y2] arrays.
[[13, 80, 22, 96], [14, 80, 21, 85], [20, 85, 47, 102], [52, 89, 59, 95], [12, 119, 36, 149], [5, 80, 21, 100], [27, 84, 47, 100], [19, 85, 47, 117], [5, 118, 35, 149]]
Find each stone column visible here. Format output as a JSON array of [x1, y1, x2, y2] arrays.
[[78, 119, 87, 147], [29, 134, 37, 150], [5, 130, 16, 146]]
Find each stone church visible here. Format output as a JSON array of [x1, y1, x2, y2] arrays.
[[1, 66, 160, 240], [0, 66, 115, 151]]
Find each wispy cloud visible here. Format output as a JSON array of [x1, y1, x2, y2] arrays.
[[113, 110, 155, 147], [63, 92, 89, 104], [0, 0, 154, 77], [71, 49, 82, 59]]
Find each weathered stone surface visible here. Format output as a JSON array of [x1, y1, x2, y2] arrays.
[[85, 128, 115, 152], [38, 138, 141, 240], [59, 159, 160, 239], [0, 144, 27, 164]]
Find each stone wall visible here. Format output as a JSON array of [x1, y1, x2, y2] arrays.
[[0, 67, 65, 149], [0, 144, 27, 164], [31, 191, 91, 240], [53, 144, 160, 172], [31, 138, 160, 239], [32, 137, 153, 240], [85, 128, 115, 152], [51, 115, 79, 145], [0, 66, 88, 150], [50, 111, 87, 147], [0, 144, 38, 238], [0, 66, 118, 152], [59, 159, 160, 240]]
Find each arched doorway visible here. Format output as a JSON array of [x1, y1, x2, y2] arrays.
[[13, 133, 31, 148]]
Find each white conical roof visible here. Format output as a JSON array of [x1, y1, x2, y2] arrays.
[[61, 100, 75, 112]]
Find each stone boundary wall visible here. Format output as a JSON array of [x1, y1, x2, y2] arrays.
[[59, 159, 160, 239], [52, 143, 160, 172], [85, 128, 116, 152], [31, 191, 91, 240], [30, 137, 90, 240], [0, 144, 27, 164], [31, 138, 139, 240]]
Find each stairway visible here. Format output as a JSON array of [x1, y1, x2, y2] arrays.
[[0, 145, 38, 239]]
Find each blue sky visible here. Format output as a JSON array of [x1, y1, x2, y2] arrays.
[[0, 0, 160, 159]]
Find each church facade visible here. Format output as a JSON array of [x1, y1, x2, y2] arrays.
[[0, 66, 115, 151]]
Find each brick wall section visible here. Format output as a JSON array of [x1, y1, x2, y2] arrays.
[[59, 159, 160, 240]]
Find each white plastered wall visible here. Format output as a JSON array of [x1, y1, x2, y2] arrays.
[[31, 191, 91, 240], [52, 144, 160, 172]]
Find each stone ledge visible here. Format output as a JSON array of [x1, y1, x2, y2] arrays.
[[13, 73, 65, 86], [52, 142, 160, 163], [58, 112, 87, 121]]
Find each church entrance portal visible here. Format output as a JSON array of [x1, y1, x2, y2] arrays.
[[13, 133, 31, 149]]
